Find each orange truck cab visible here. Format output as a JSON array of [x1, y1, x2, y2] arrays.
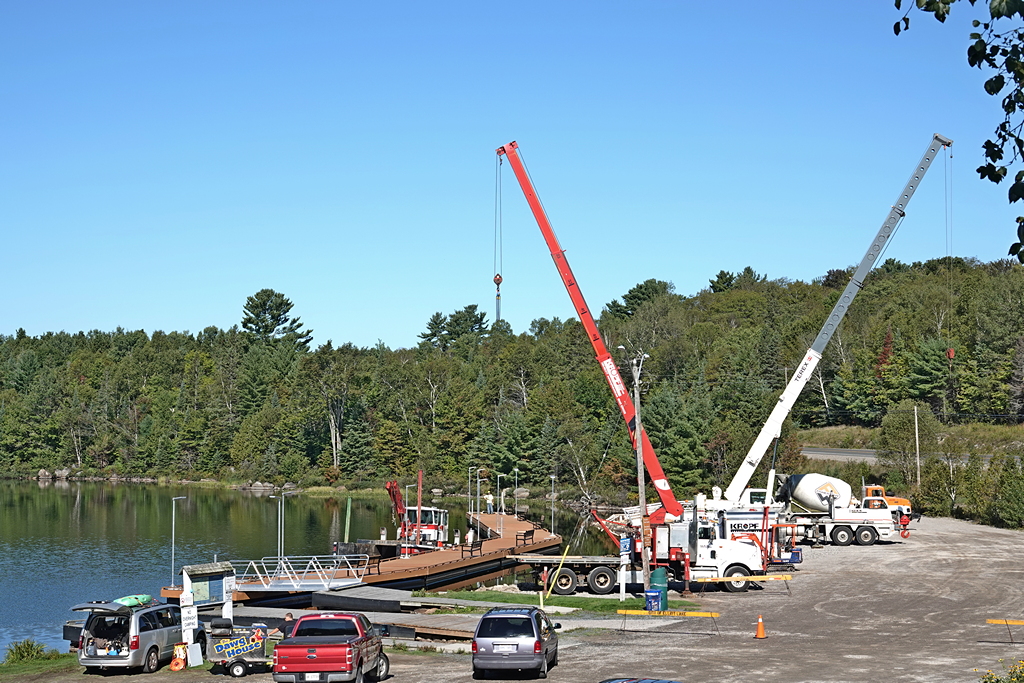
[[861, 485, 912, 520]]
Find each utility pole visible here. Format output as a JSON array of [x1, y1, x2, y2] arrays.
[[621, 346, 651, 591]]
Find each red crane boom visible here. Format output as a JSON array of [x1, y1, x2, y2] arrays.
[[496, 141, 683, 519]]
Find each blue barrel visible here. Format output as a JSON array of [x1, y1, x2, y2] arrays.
[[645, 590, 662, 611]]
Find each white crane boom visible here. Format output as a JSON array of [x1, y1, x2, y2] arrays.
[[723, 133, 953, 503]]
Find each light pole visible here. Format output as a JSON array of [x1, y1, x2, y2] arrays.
[[476, 471, 483, 537], [496, 474, 505, 514], [269, 495, 285, 559], [468, 466, 477, 516], [549, 474, 556, 534], [513, 468, 520, 517], [496, 473, 505, 537], [619, 345, 651, 590], [171, 496, 186, 589]]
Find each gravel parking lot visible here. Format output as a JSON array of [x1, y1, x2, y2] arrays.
[[22, 516, 1024, 683]]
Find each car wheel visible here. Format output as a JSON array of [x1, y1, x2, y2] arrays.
[[855, 526, 878, 546], [537, 654, 548, 679], [586, 566, 616, 594], [831, 526, 854, 546], [369, 652, 390, 681], [550, 567, 578, 595], [195, 634, 207, 656], [142, 646, 160, 673], [472, 667, 486, 680], [229, 661, 248, 678], [722, 565, 751, 593]]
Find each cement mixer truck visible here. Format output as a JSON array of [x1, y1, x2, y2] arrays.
[[714, 473, 903, 546]]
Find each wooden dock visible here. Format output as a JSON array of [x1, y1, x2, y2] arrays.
[[357, 512, 561, 591]]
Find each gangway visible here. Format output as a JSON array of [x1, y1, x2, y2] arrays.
[[230, 554, 370, 592]]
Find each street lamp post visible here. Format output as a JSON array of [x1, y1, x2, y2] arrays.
[[496, 474, 505, 514], [496, 473, 505, 537], [269, 495, 285, 559], [549, 475, 556, 534], [513, 468, 520, 517], [476, 471, 483, 537], [619, 345, 652, 591], [468, 466, 477, 516], [171, 496, 186, 589]]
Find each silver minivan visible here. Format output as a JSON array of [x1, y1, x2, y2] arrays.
[[472, 607, 560, 679], [72, 600, 206, 673]]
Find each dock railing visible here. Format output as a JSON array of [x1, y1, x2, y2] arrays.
[[231, 554, 370, 591]]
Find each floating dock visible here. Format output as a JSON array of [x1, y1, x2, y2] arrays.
[[161, 512, 560, 606]]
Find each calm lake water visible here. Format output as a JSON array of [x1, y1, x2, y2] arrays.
[[0, 480, 612, 656]]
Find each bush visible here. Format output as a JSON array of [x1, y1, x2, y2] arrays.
[[978, 659, 1024, 682], [3, 639, 62, 664]]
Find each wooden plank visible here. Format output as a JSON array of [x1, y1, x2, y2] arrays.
[[987, 619, 1024, 625], [693, 574, 792, 583], [617, 610, 719, 618]]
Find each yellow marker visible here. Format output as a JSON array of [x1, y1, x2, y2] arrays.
[[693, 574, 792, 583], [617, 610, 719, 618], [987, 619, 1024, 625]]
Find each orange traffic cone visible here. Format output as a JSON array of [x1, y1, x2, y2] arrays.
[[754, 614, 767, 639]]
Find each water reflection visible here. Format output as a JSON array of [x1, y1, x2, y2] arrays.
[[0, 480, 614, 656]]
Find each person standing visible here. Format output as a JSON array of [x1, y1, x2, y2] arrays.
[[269, 613, 295, 638], [484, 492, 494, 514]]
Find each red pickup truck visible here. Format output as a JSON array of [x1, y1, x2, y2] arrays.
[[272, 612, 389, 683]]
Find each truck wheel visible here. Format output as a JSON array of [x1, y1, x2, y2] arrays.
[[229, 661, 248, 678], [586, 566, 616, 594], [550, 568, 578, 595], [369, 652, 390, 681], [722, 565, 751, 593], [142, 646, 160, 673], [830, 526, 854, 546], [354, 664, 364, 683], [855, 526, 878, 546]]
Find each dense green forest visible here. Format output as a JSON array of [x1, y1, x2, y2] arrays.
[[2, 258, 1024, 525]]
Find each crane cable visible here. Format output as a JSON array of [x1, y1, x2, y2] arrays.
[[494, 154, 504, 321], [944, 142, 955, 407]]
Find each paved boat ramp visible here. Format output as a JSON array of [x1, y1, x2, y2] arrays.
[[207, 586, 578, 643]]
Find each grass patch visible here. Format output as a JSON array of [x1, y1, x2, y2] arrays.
[[433, 590, 698, 613], [0, 653, 78, 680], [798, 426, 878, 449]]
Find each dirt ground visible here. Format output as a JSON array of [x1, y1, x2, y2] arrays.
[[19, 516, 1024, 683]]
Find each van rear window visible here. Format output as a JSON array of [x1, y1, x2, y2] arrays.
[[477, 617, 534, 638]]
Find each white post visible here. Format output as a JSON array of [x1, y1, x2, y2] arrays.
[[171, 496, 186, 588]]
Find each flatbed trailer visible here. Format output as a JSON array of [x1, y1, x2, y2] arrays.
[[512, 554, 629, 595]]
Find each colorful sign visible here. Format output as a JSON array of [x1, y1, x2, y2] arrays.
[[213, 628, 265, 660]]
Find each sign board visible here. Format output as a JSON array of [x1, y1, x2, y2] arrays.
[[179, 590, 194, 607], [641, 517, 652, 549], [181, 605, 199, 632], [619, 537, 631, 556], [223, 575, 236, 599]]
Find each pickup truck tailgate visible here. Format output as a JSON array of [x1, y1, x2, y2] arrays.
[[274, 637, 352, 673]]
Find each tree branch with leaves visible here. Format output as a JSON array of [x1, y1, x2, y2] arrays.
[[894, 0, 1024, 259]]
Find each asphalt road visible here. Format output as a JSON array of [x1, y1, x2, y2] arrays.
[[20, 516, 1024, 683], [800, 447, 877, 463]]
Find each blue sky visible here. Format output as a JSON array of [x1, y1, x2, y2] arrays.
[[1, 3, 1015, 349]]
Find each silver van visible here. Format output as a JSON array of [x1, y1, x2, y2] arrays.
[[472, 606, 560, 679], [72, 600, 206, 673]]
